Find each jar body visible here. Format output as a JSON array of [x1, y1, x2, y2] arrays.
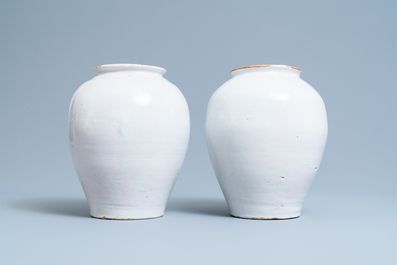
[[205, 65, 327, 219], [69, 64, 190, 219]]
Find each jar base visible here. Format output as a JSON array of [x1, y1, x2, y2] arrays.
[[230, 214, 299, 220], [88, 204, 166, 220], [91, 214, 163, 220], [228, 203, 302, 220]]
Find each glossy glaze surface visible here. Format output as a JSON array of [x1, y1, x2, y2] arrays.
[[69, 64, 190, 219], [206, 65, 327, 219]]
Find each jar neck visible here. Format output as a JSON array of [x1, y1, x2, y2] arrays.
[[231, 64, 301, 77], [95, 64, 166, 76]]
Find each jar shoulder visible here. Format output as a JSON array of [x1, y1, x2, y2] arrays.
[[69, 74, 188, 113], [73, 74, 185, 100], [209, 74, 324, 105], [78, 74, 174, 92]]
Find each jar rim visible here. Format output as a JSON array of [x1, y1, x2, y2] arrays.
[[231, 64, 301, 72], [95, 64, 166, 75]]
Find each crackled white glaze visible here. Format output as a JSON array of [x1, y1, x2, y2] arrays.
[[205, 65, 327, 219], [69, 64, 190, 220]]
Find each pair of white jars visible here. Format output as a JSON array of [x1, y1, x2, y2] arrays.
[[69, 64, 327, 220]]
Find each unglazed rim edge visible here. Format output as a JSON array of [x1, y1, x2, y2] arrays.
[[231, 64, 301, 72]]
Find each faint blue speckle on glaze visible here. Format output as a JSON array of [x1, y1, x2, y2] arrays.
[[110, 111, 128, 138], [117, 122, 125, 137]]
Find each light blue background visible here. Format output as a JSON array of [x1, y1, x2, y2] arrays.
[[1, 0, 396, 264]]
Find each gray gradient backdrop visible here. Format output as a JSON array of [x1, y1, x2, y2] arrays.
[[1, 0, 396, 264]]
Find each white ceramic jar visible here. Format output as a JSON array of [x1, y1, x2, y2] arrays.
[[205, 65, 327, 219], [69, 64, 190, 220]]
